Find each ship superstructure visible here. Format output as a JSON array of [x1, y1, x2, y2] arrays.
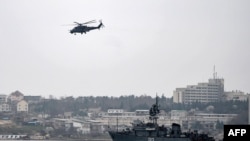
[[108, 96, 215, 141]]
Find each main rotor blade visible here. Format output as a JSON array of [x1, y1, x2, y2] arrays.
[[73, 20, 96, 25], [74, 20, 96, 25], [83, 20, 96, 24], [74, 22, 82, 25]]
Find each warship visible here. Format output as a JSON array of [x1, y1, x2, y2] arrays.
[[108, 96, 215, 141]]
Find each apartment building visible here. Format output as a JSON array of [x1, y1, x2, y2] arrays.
[[0, 94, 7, 103], [223, 90, 248, 101], [17, 100, 28, 112], [173, 75, 224, 104], [0, 103, 11, 112], [8, 91, 24, 102]]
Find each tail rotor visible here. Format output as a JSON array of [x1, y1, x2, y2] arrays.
[[99, 20, 105, 28]]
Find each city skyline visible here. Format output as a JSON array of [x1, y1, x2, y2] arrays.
[[1, 69, 248, 99], [1, 0, 250, 98]]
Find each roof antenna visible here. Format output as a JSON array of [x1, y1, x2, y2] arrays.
[[213, 65, 218, 79], [213, 65, 215, 79]]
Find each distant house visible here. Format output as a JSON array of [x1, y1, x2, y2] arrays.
[[88, 107, 102, 118], [135, 110, 149, 116], [223, 90, 248, 101], [17, 100, 28, 112], [8, 91, 24, 102], [64, 112, 73, 119], [184, 112, 238, 130], [0, 103, 11, 112], [53, 118, 91, 134], [170, 110, 187, 120], [107, 109, 124, 116], [0, 94, 7, 104]]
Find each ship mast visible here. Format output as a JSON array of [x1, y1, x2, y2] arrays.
[[149, 95, 160, 124]]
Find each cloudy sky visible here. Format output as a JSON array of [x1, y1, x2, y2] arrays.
[[0, 0, 249, 98]]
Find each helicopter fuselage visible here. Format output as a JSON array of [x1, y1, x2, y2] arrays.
[[70, 22, 103, 35]]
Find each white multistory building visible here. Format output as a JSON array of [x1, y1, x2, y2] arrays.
[[249, 95, 250, 124], [223, 90, 248, 101], [17, 100, 28, 112], [173, 71, 224, 104], [0, 94, 7, 103], [0, 103, 11, 112]]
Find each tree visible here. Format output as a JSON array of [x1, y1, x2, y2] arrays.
[[215, 120, 224, 130], [190, 121, 203, 130]]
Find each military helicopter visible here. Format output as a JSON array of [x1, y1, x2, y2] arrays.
[[68, 20, 104, 35]]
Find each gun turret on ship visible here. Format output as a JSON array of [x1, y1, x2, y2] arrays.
[[108, 96, 215, 141]]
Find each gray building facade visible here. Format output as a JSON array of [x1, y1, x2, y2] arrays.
[[173, 77, 224, 104]]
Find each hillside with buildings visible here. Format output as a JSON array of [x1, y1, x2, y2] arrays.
[[0, 74, 249, 140]]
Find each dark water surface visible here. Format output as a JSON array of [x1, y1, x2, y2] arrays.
[[0, 140, 112, 141]]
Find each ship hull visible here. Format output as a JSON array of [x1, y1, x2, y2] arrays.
[[109, 132, 191, 141]]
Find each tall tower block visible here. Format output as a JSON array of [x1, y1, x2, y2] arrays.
[[249, 95, 250, 124]]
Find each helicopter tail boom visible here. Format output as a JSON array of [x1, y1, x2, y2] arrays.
[[97, 20, 104, 29]]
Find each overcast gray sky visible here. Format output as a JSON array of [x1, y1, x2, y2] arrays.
[[0, 0, 250, 98]]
